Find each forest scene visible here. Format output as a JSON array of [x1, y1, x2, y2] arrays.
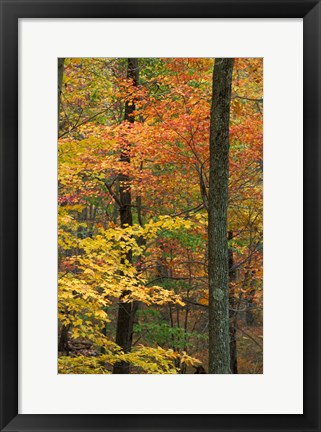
[[58, 57, 263, 374]]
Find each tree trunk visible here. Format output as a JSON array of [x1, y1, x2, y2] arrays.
[[113, 58, 139, 374], [228, 231, 238, 374], [58, 323, 70, 355], [58, 58, 64, 127], [57, 58, 69, 355], [208, 58, 234, 374]]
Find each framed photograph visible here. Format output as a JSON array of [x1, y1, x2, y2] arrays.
[[1, 1, 320, 431]]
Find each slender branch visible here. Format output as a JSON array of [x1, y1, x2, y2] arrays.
[[236, 325, 263, 350], [233, 94, 263, 103], [58, 107, 111, 138]]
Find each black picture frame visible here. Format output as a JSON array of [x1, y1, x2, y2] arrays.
[[1, 1, 320, 431]]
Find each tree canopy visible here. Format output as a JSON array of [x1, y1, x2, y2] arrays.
[[58, 57, 263, 374]]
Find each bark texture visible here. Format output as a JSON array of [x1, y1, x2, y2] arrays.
[[113, 58, 139, 374], [57, 58, 69, 354], [58, 58, 64, 127], [208, 58, 234, 374], [228, 231, 238, 374]]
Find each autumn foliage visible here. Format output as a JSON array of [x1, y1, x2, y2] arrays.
[[58, 58, 263, 374]]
